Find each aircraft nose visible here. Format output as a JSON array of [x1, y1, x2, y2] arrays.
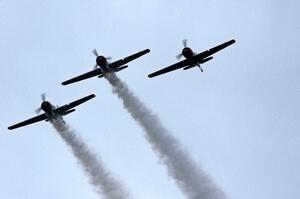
[[96, 56, 107, 66], [182, 47, 193, 58], [41, 101, 52, 113], [183, 47, 189, 54]]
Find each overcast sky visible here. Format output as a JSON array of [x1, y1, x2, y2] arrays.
[[0, 0, 299, 199]]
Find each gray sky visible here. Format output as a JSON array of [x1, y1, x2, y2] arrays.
[[0, 0, 299, 199]]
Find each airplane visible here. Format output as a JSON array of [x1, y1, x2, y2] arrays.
[[148, 39, 236, 78], [62, 48, 150, 85], [8, 94, 95, 130]]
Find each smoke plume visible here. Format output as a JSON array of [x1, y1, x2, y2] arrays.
[[106, 73, 225, 199], [51, 118, 131, 199]]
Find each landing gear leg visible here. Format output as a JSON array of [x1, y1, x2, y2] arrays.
[[197, 64, 203, 72]]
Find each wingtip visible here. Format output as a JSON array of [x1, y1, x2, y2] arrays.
[[86, 94, 96, 99]]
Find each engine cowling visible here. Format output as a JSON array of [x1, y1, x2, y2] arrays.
[[96, 56, 108, 67]]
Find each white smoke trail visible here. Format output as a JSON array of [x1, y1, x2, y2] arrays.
[[106, 73, 225, 199], [51, 118, 131, 199]]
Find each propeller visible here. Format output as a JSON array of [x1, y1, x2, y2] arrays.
[[92, 49, 112, 69], [35, 93, 46, 114], [35, 107, 42, 114], [92, 49, 99, 57], [176, 39, 188, 60], [176, 53, 183, 60], [41, 93, 46, 101], [93, 49, 100, 69], [93, 49, 111, 59], [183, 39, 187, 48]]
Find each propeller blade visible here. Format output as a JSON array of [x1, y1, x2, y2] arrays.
[[35, 107, 42, 114], [41, 93, 46, 101], [92, 49, 99, 57], [183, 39, 187, 48], [106, 56, 111, 60], [176, 53, 183, 60]]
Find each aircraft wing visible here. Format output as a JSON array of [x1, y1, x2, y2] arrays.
[[54, 94, 96, 114], [62, 68, 102, 85], [194, 39, 236, 61], [8, 114, 48, 130], [148, 39, 235, 78], [148, 58, 192, 78], [109, 49, 150, 69]]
